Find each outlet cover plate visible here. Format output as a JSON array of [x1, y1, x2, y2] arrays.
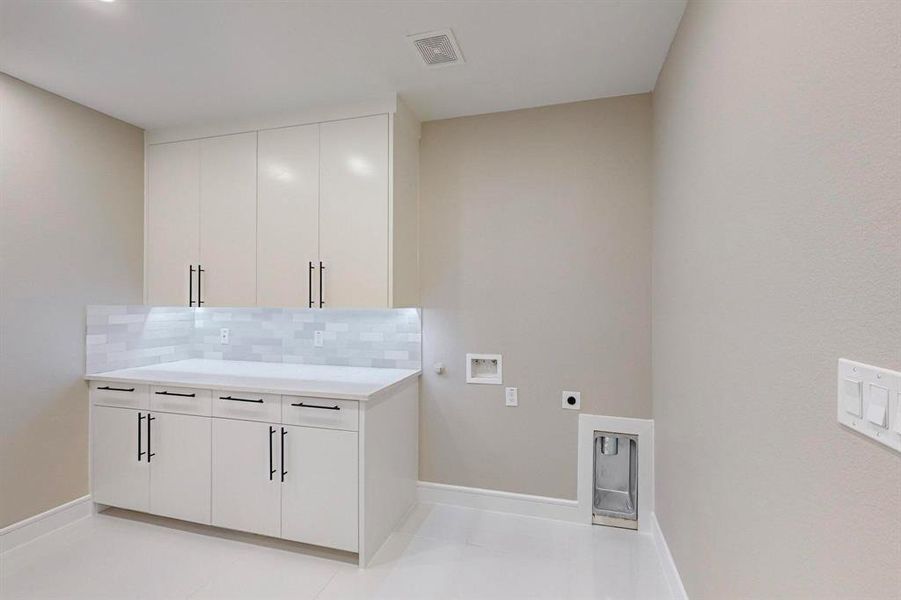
[[505, 387, 518, 407], [562, 391, 581, 410]]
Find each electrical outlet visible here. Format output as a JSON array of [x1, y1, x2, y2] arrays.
[[219, 328, 230, 345], [562, 391, 581, 410], [505, 387, 518, 407], [314, 330, 324, 347]]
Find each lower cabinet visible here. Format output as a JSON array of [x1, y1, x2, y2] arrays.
[[92, 406, 211, 524], [92, 406, 149, 512], [93, 389, 361, 554], [149, 412, 211, 524], [280, 425, 358, 551], [210, 419, 359, 551], [211, 418, 282, 537]]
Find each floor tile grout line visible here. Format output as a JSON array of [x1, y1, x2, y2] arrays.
[[311, 564, 343, 599]]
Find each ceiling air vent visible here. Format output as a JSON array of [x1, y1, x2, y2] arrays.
[[408, 29, 464, 67]]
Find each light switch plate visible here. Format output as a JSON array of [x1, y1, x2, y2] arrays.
[[837, 359, 901, 453], [505, 387, 518, 407]]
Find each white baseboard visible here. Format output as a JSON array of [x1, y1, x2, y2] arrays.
[[417, 481, 581, 523], [0, 495, 92, 553], [650, 512, 688, 600]]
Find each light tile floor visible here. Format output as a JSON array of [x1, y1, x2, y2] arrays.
[[0, 504, 673, 599]]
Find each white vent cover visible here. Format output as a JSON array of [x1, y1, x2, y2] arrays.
[[408, 29, 464, 67]]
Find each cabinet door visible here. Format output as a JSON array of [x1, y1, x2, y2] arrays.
[[280, 425, 358, 551], [320, 115, 389, 308], [211, 418, 280, 537], [146, 140, 200, 306], [92, 406, 149, 512], [149, 412, 211, 524], [258, 124, 320, 307], [199, 132, 258, 307]]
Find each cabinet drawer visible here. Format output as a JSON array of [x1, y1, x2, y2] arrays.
[[212, 390, 281, 423], [150, 386, 211, 416], [281, 396, 358, 431], [91, 382, 149, 409]]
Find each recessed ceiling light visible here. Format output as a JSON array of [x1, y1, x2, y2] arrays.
[[97, 0, 116, 3]]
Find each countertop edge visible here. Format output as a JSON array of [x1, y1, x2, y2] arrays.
[[84, 369, 421, 402]]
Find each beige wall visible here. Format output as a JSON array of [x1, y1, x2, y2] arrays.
[[0, 74, 144, 527], [652, 2, 901, 598], [419, 96, 652, 500]]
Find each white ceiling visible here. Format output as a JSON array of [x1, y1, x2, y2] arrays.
[[0, 0, 685, 131]]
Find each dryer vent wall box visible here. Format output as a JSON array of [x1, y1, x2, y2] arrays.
[[466, 354, 502, 384]]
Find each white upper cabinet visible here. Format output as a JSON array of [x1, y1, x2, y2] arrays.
[[146, 140, 200, 306], [320, 115, 390, 308], [199, 132, 258, 307], [257, 124, 320, 307], [145, 103, 419, 308]]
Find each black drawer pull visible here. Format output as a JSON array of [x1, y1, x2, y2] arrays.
[[98, 386, 135, 392], [220, 395, 264, 404], [291, 402, 340, 411], [154, 391, 196, 397]]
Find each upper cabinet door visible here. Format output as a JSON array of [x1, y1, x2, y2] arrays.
[[320, 115, 389, 308], [146, 141, 200, 306], [257, 125, 320, 307], [199, 132, 258, 307]]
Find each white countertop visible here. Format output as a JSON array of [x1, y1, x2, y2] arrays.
[[85, 359, 420, 401]]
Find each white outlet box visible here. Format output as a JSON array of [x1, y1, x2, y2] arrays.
[[466, 353, 502, 384], [314, 330, 324, 347], [838, 358, 900, 453], [505, 387, 518, 407], [219, 328, 230, 344], [562, 391, 581, 410]]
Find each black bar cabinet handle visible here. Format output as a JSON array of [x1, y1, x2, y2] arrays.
[[98, 386, 135, 392], [155, 390, 196, 398], [137, 413, 146, 461], [189, 265, 195, 307], [219, 395, 263, 404], [268, 426, 276, 481], [318, 261, 324, 308], [290, 401, 340, 411], [147, 415, 156, 462], [308, 261, 314, 308], [280, 428, 287, 482], [197, 264, 204, 306]]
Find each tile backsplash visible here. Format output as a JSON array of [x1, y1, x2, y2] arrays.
[[85, 306, 421, 373], [86, 306, 195, 374]]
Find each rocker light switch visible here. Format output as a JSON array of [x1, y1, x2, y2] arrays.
[[842, 378, 862, 417], [895, 394, 901, 434], [867, 384, 889, 428]]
